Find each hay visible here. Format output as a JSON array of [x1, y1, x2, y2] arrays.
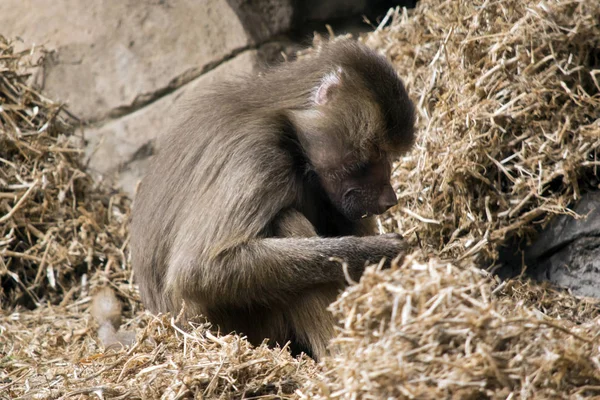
[[2, 0, 600, 398], [1, 308, 316, 399], [301, 256, 600, 399], [366, 0, 600, 262], [0, 36, 132, 311]]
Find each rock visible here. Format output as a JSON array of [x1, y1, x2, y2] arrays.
[[85, 50, 259, 196], [529, 236, 600, 298], [524, 191, 600, 298], [226, 0, 294, 43], [0, 0, 252, 122], [526, 193, 600, 260]]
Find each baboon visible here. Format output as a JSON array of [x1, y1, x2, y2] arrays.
[[130, 39, 416, 360]]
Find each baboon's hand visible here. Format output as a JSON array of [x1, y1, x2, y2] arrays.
[[339, 233, 408, 281], [366, 233, 408, 264]]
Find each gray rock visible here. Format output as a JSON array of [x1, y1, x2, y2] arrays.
[[529, 236, 600, 298], [0, 0, 251, 122], [85, 50, 259, 196], [527, 193, 600, 259], [525, 191, 600, 298], [226, 0, 294, 43]]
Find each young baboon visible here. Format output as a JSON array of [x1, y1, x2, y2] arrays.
[[130, 39, 416, 360]]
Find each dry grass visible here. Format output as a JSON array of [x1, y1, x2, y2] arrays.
[[0, 34, 131, 312], [367, 0, 600, 263], [1, 308, 317, 399], [2, 0, 600, 398], [302, 256, 600, 399]]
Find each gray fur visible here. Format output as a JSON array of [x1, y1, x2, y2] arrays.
[[130, 40, 415, 360]]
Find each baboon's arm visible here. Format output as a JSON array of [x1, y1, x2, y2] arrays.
[[170, 210, 406, 307]]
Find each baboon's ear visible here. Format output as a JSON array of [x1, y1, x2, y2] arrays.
[[314, 66, 344, 106]]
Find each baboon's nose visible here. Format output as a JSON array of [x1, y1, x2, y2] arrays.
[[377, 185, 398, 214]]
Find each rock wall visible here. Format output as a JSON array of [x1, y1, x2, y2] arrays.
[[1, 0, 256, 122], [85, 51, 259, 195]]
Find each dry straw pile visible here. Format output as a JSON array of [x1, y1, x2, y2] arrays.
[[369, 0, 600, 262], [2, 0, 600, 398], [0, 35, 131, 311], [302, 257, 600, 399]]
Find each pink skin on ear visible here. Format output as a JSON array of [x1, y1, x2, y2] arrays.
[[314, 66, 344, 105]]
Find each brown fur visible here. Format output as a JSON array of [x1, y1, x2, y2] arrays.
[[91, 287, 136, 350], [130, 40, 415, 360]]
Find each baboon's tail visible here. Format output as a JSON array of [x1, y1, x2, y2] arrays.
[[91, 287, 135, 349]]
